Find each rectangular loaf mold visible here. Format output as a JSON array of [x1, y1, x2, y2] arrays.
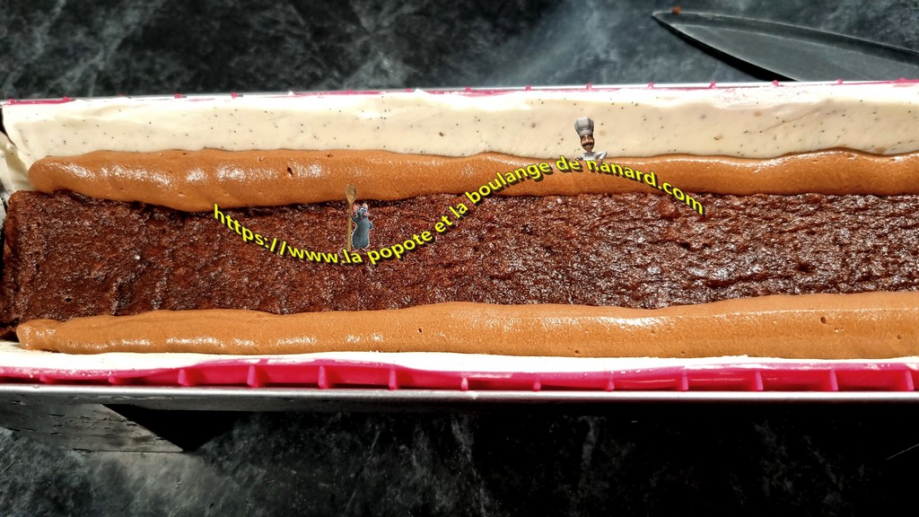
[[2, 80, 919, 396]]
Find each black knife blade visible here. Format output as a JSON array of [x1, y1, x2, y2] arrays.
[[652, 11, 919, 81]]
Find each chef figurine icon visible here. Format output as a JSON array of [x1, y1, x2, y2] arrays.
[[574, 117, 607, 163]]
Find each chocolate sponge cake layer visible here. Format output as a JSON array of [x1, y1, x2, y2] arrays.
[[2, 190, 919, 330]]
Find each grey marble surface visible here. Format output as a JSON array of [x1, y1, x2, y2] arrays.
[[2, 0, 919, 515], [3, 405, 919, 516], [3, 0, 919, 98]]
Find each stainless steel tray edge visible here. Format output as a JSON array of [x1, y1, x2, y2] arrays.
[[3, 385, 919, 411]]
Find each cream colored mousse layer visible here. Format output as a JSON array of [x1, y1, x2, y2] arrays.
[[27, 148, 919, 210], [17, 292, 919, 358], [3, 83, 919, 195]]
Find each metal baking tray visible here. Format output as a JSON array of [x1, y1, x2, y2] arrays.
[[5, 385, 919, 411]]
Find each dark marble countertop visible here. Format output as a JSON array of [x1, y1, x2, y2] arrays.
[[4, 0, 918, 99], [3, 404, 919, 516], [2, 0, 919, 515]]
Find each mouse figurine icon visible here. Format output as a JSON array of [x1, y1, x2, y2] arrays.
[[350, 202, 373, 250]]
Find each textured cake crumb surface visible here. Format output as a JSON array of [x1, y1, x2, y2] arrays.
[[2, 190, 918, 331]]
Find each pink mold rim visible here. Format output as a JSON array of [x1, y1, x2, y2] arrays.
[[0, 358, 917, 392], [3, 79, 918, 106]]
